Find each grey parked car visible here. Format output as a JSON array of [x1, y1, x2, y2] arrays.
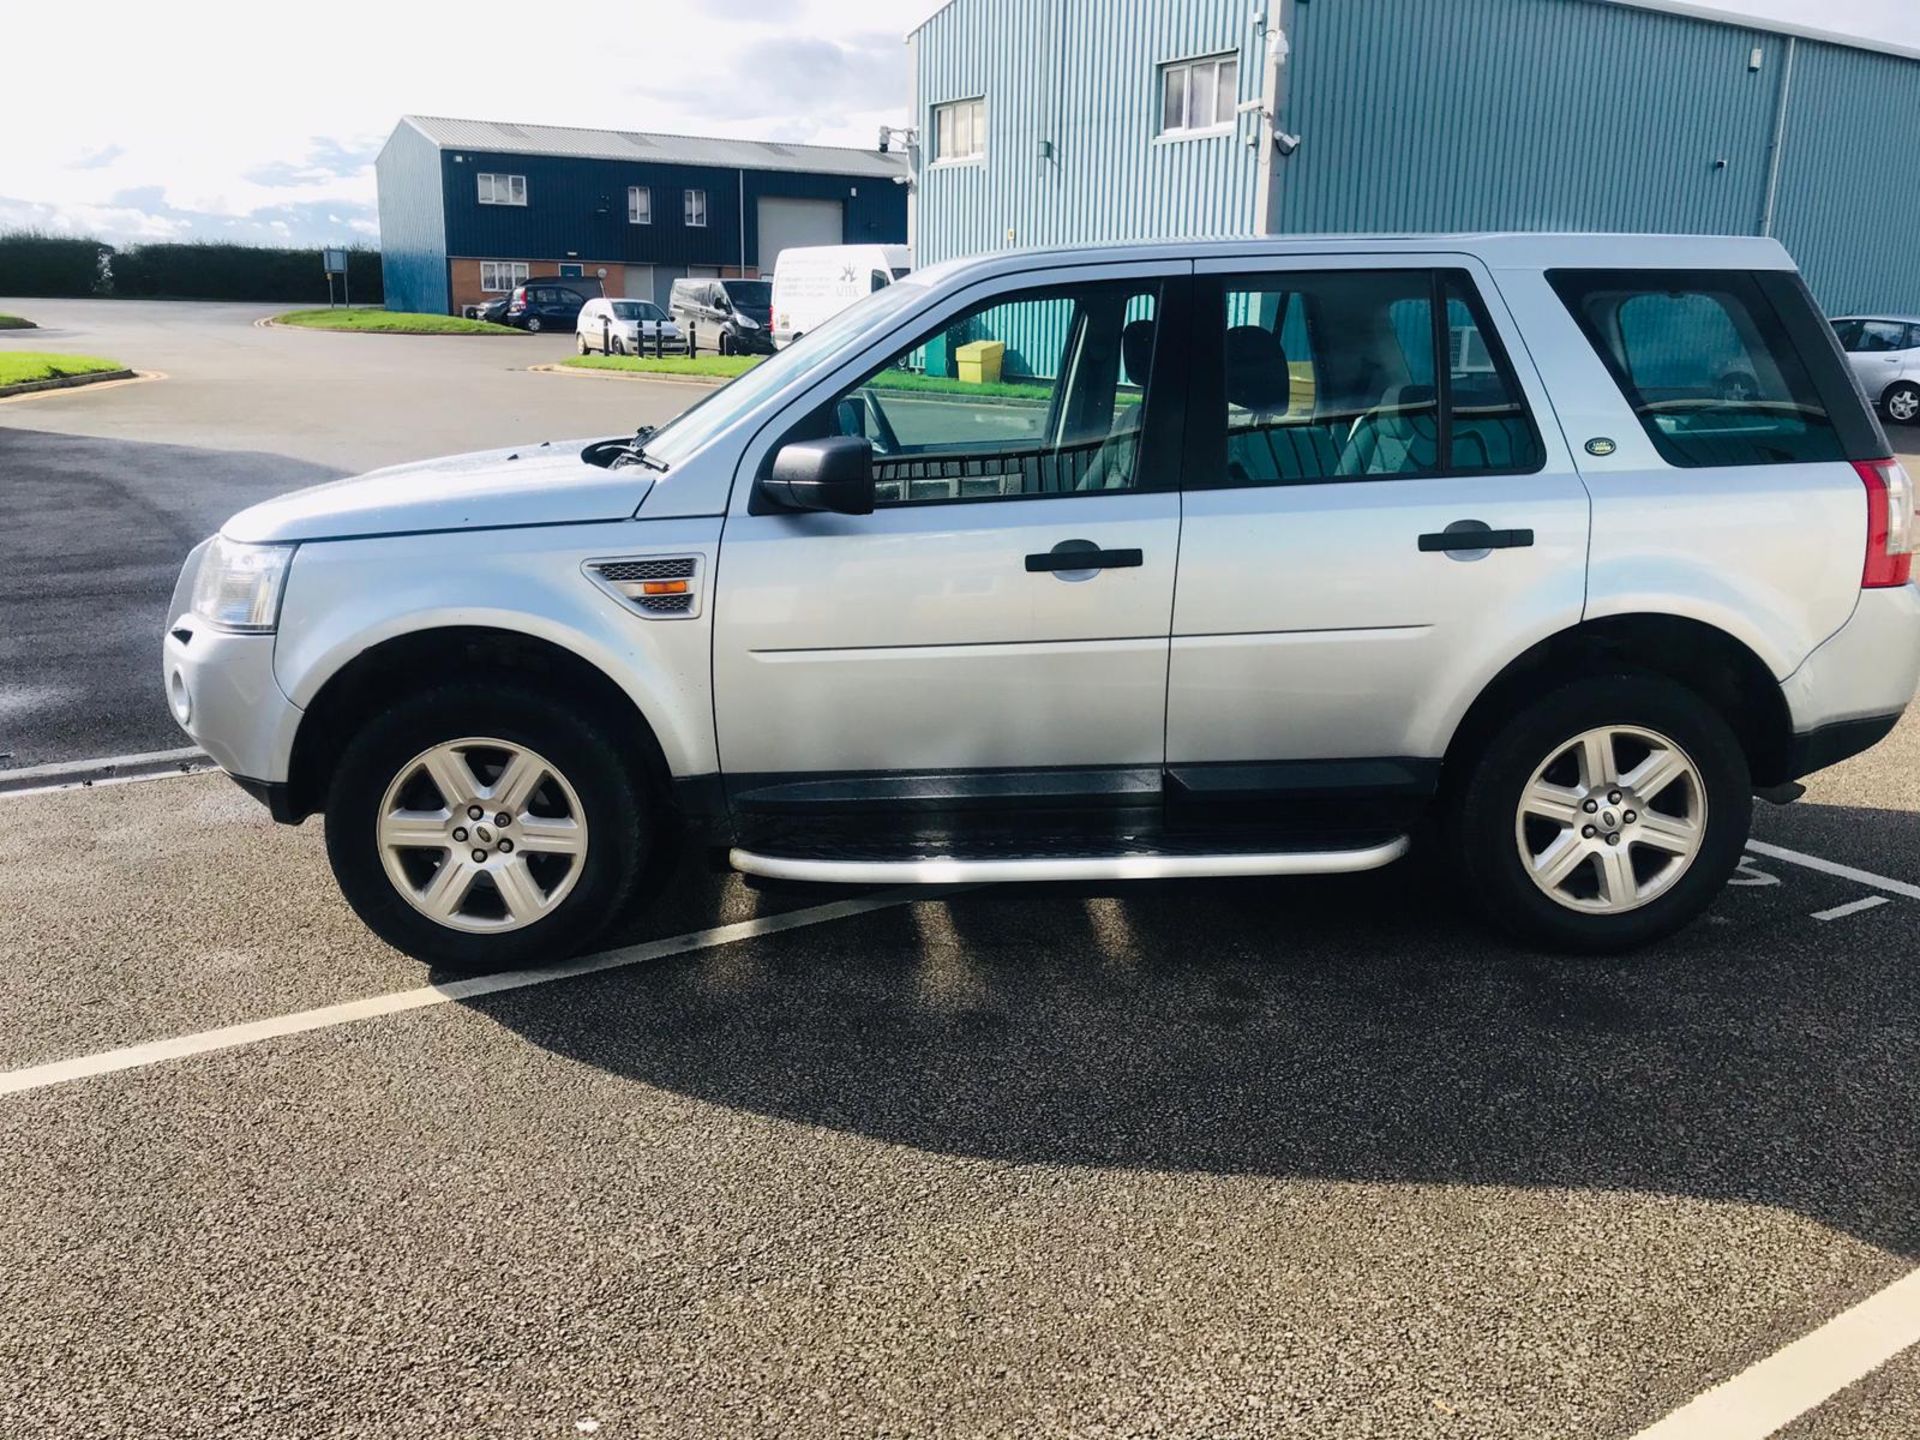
[[165, 233, 1918, 969]]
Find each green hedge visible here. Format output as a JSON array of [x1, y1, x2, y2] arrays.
[[0, 234, 108, 297], [0, 232, 382, 304]]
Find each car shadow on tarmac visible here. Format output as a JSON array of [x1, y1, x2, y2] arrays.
[[459, 800, 1919, 1260]]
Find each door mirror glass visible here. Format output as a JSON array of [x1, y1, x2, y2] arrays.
[[761, 437, 875, 514]]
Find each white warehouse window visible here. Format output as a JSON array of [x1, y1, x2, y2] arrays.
[[933, 97, 986, 162], [685, 188, 707, 227], [477, 172, 527, 205], [479, 261, 529, 293], [1161, 53, 1239, 136], [628, 186, 651, 224]]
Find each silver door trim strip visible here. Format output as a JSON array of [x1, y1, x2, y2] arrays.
[[729, 836, 1410, 885]]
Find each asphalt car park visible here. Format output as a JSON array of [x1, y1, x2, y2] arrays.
[[2, 298, 1917, 1437]]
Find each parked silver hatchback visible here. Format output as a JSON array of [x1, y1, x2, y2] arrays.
[[165, 234, 1920, 967]]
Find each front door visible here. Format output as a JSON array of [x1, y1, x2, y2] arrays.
[[712, 267, 1189, 845], [1166, 257, 1590, 813]]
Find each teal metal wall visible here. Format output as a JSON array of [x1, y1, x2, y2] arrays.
[[375, 122, 449, 316], [913, 0, 1263, 266], [912, 0, 1920, 313]]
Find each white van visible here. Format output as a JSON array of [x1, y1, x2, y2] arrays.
[[772, 244, 912, 350]]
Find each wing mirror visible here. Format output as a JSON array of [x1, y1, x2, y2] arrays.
[[761, 437, 875, 515]]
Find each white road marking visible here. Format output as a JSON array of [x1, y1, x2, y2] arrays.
[[1811, 895, 1891, 923], [1746, 839, 1920, 903], [1631, 1267, 1920, 1440], [0, 889, 933, 1098]]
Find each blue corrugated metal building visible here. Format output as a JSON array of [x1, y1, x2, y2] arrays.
[[906, 0, 1920, 314], [376, 116, 910, 316]]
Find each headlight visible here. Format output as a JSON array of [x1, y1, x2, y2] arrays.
[[190, 535, 293, 632]]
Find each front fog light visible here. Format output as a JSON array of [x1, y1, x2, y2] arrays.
[[190, 535, 293, 632]]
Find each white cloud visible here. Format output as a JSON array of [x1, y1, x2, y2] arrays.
[[1, 0, 942, 248]]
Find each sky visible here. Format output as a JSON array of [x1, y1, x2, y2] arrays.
[[1, 0, 1916, 251]]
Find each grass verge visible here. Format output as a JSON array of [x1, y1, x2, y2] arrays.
[[274, 307, 522, 335], [0, 352, 124, 387], [0, 314, 36, 330]]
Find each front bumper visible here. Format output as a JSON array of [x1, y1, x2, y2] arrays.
[[161, 616, 303, 788]]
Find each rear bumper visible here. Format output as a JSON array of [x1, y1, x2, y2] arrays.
[[1780, 711, 1903, 781], [1780, 582, 1920, 731]]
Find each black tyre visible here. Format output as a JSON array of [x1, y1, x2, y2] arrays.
[[576, 332, 589, 354], [1882, 381, 1920, 427], [612, 337, 626, 356], [1448, 674, 1751, 954], [718, 331, 733, 357], [525, 316, 543, 334], [325, 684, 649, 970]]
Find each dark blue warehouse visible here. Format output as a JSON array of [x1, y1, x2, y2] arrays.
[[376, 115, 910, 316]]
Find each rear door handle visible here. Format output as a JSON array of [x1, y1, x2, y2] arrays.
[[1417, 526, 1535, 553], [1026, 545, 1144, 573]]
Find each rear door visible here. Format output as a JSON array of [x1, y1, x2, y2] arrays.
[[1167, 255, 1589, 801]]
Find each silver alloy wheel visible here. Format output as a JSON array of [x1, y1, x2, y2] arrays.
[[376, 737, 589, 934], [1890, 386, 1919, 423], [1513, 724, 1707, 915]]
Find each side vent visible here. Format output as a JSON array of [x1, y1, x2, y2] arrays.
[[585, 555, 704, 620]]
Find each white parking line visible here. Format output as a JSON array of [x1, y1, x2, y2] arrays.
[[1811, 895, 1891, 923], [1745, 839, 1920, 903], [0, 889, 931, 1098], [1631, 1267, 1920, 1440]]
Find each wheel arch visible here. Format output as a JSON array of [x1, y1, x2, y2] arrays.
[[1441, 613, 1795, 791], [284, 626, 674, 823]]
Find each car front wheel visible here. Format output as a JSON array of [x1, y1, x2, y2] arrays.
[[1449, 675, 1750, 953], [325, 684, 648, 969]]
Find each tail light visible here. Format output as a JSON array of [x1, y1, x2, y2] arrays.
[[1856, 459, 1915, 588]]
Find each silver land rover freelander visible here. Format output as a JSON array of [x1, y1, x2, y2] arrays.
[[164, 234, 1920, 967]]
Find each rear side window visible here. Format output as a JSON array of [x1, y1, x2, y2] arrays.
[[1199, 267, 1542, 488], [1549, 269, 1866, 468]]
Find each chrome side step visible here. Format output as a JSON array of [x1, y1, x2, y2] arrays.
[[728, 836, 1411, 886]]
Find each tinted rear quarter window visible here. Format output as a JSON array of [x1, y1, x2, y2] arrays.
[[1548, 268, 1883, 467]]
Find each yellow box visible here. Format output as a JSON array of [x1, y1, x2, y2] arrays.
[[955, 339, 1005, 385]]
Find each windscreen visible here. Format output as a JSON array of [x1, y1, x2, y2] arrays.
[[724, 281, 772, 308]]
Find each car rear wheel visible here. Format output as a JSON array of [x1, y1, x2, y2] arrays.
[[525, 316, 543, 334], [1884, 381, 1920, 425], [1448, 674, 1750, 953], [325, 684, 649, 970]]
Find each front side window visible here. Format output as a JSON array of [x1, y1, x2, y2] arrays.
[[1205, 268, 1540, 487], [932, 98, 987, 162], [479, 260, 529, 293], [628, 186, 651, 224], [477, 172, 526, 206], [1549, 269, 1847, 467], [1161, 53, 1239, 135], [685, 189, 708, 227], [807, 281, 1164, 504]]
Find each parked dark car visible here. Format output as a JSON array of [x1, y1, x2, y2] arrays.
[[505, 279, 603, 333], [668, 277, 775, 355]]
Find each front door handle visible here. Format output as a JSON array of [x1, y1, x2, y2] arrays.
[[1418, 524, 1535, 553], [1026, 544, 1144, 573]]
